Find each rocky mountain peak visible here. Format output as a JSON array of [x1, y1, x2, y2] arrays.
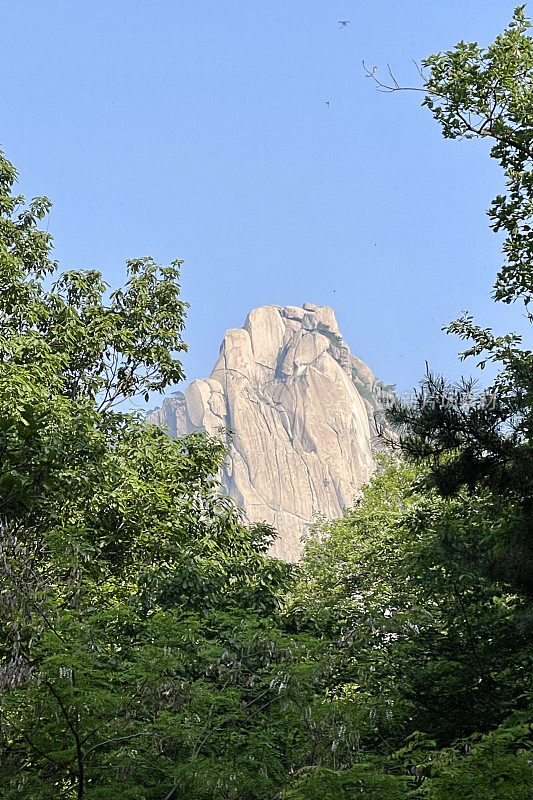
[[148, 304, 392, 560]]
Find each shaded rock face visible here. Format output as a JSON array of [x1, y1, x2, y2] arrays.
[[148, 304, 390, 561]]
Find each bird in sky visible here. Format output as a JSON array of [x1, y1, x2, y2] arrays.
[[338, 20, 350, 27]]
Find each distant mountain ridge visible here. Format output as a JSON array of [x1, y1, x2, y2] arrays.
[[148, 303, 392, 560]]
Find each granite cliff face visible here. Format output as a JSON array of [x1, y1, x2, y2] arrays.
[[148, 304, 391, 561]]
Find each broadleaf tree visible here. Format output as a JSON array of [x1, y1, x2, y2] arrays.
[[370, 6, 533, 595]]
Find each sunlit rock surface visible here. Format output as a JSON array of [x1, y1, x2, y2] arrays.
[[148, 304, 391, 561]]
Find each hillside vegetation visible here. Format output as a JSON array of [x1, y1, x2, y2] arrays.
[[0, 8, 531, 798]]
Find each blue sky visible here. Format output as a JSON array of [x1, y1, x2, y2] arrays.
[[2, 0, 528, 402]]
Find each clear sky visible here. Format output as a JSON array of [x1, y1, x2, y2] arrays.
[[2, 0, 529, 404]]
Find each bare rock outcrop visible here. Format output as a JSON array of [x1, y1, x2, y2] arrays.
[[148, 304, 392, 561]]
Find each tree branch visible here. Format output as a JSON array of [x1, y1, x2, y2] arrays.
[[45, 681, 84, 800]]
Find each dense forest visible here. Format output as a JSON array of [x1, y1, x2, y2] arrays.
[[0, 8, 531, 799]]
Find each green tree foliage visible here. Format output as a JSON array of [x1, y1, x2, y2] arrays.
[[2, 10, 533, 795], [285, 459, 533, 798], [287, 715, 533, 800], [0, 154, 188, 410], [380, 6, 533, 595], [0, 149, 304, 799], [289, 461, 533, 742]]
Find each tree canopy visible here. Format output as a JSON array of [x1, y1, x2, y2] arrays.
[[382, 5, 533, 595], [0, 7, 532, 799]]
